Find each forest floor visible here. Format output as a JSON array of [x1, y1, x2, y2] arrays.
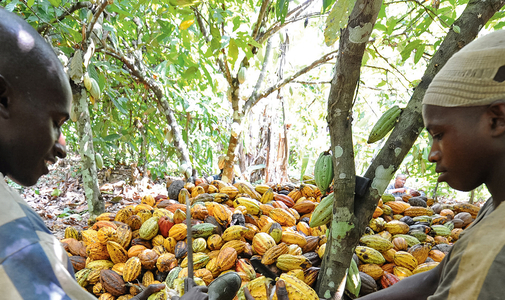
[[10, 154, 487, 240], [14, 154, 172, 240]]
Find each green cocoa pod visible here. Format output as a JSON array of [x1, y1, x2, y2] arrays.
[[314, 150, 333, 195], [367, 105, 403, 144], [309, 192, 334, 228], [95, 153, 103, 169]]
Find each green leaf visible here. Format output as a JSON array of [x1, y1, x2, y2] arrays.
[[400, 40, 421, 61], [48, 0, 61, 7], [103, 134, 121, 141], [276, 0, 289, 23], [414, 43, 425, 64], [453, 25, 461, 34], [322, 0, 336, 13], [51, 188, 62, 197], [374, 24, 387, 32], [386, 17, 396, 35], [300, 153, 310, 181], [4, 0, 20, 11], [228, 38, 239, 66], [112, 97, 129, 114], [145, 107, 157, 115], [324, 0, 356, 46], [27, 0, 35, 7]]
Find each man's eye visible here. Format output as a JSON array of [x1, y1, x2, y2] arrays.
[[432, 133, 443, 140]]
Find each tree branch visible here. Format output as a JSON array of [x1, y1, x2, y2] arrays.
[[246, 37, 274, 111], [86, 0, 108, 40], [37, 1, 92, 33], [258, 5, 323, 44], [291, 80, 332, 84], [245, 50, 338, 113], [252, 0, 272, 40]]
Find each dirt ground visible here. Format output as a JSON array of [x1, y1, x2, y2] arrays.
[[15, 154, 171, 240]]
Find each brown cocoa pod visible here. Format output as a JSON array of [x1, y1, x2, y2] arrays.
[[69, 255, 86, 271], [100, 269, 126, 296], [138, 249, 159, 270], [131, 238, 152, 249]]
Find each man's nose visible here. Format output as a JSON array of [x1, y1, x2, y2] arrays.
[[55, 133, 67, 158], [428, 149, 440, 162]]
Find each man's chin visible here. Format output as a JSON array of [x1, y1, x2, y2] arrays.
[[8, 173, 40, 187]]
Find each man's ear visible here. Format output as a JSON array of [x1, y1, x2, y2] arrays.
[[0, 75, 10, 119], [487, 101, 505, 137]]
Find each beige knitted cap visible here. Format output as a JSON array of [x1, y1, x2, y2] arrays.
[[423, 30, 505, 107]]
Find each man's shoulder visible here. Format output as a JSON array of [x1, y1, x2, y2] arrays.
[[0, 180, 53, 262]]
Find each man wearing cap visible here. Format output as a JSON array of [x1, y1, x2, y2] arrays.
[[360, 30, 505, 299]]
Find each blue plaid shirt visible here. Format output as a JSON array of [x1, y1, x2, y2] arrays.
[[0, 173, 96, 300]]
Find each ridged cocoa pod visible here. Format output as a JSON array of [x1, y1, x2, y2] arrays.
[[131, 238, 152, 249], [87, 242, 110, 260], [216, 247, 237, 271], [205, 216, 224, 235], [127, 245, 147, 258], [87, 269, 102, 285], [142, 270, 155, 287], [195, 269, 213, 285], [139, 217, 160, 240], [82, 229, 100, 245], [192, 203, 209, 220], [114, 207, 134, 223], [261, 242, 289, 265], [138, 249, 159, 270], [303, 267, 319, 287], [156, 252, 177, 273], [107, 241, 129, 264], [137, 209, 153, 224], [69, 255, 86, 271], [302, 236, 320, 253], [116, 224, 132, 249], [123, 257, 142, 282], [100, 269, 127, 296], [252, 232, 276, 255], [64, 238, 87, 257], [168, 223, 187, 241], [93, 282, 106, 296], [92, 221, 118, 231], [174, 240, 188, 259], [164, 237, 177, 254], [303, 252, 321, 267], [276, 254, 312, 271], [65, 226, 81, 240], [97, 227, 119, 244], [126, 215, 142, 231], [207, 234, 224, 251], [236, 258, 256, 281], [158, 216, 174, 238], [98, 292, 115, 300]]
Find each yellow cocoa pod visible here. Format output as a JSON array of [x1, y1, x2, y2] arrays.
[[269, 208, 296, 226], [106, 241, 128, 264], [261, 242, 289, 265], [394, 251, 418, 271], [123, 257, 142, 282], [251, 232, 276, 255], [276, 254, 312, 271]]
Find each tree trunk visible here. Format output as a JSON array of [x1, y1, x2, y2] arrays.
[[317, 0, 383, 297], [318, 0, 505, 297], [71, 88, 104, 219]]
